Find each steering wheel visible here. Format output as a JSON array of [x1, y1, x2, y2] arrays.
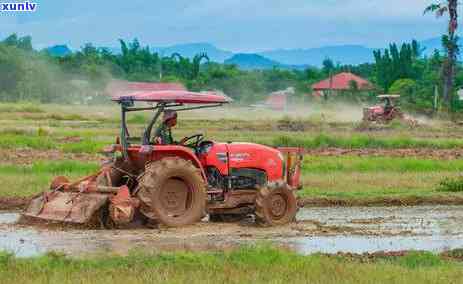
[[180, 134, 204, 148]]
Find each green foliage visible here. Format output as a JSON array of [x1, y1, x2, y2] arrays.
[[373, 40, 422, 93], [0, 32, 462, 113], [437, 176, 463, 192], [390, 79, 417, 96]]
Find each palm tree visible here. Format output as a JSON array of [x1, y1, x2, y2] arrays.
[[424, 1, 459, 110]]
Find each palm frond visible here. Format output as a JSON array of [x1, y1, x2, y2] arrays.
[[424, 3, 446, 16]]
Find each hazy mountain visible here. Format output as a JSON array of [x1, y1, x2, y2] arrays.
[[224, 53, 310, 70], [224, 53, 282, 70], [45, 45, 72, 57], [259, 45, 376, 66], [44, 37, 450, 67]]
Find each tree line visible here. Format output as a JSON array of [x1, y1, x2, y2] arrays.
[[0, 33, 462, 114]]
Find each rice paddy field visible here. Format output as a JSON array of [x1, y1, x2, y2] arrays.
[[2, 102, 463, 283], [1, 102, 463, 205]]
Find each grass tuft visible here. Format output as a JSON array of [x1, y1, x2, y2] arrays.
[[437, 176, 463, 192], [395, 252, 443, 269]]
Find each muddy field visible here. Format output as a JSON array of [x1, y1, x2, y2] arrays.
[[1, 205, 463, 257], [2, 104, 463, 261]]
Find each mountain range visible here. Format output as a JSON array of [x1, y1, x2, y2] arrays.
[[46, 37, 446, 70]]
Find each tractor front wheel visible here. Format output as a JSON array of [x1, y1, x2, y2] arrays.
[[255, 182, 298, 226], [137, 158, 206, 227]]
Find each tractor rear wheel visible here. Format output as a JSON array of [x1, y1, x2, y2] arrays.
[[255, 182, 298, 226], [137, 158, 206, 227]]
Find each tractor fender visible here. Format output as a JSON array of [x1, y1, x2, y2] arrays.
[[149, 145, 207, 180]]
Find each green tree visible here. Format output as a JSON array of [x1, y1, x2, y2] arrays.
[[425, 1, 459, 110]]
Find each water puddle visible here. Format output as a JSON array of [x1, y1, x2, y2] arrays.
[[0, 205, 462, 257]]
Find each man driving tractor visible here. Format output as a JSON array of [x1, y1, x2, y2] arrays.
[[154, 110, 177, 145], [382, 96, 393, 115]]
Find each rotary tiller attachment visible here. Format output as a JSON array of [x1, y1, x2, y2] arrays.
[[23, 170, 139, 225]]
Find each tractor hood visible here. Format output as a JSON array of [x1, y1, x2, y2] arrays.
[[198, 142, 284, 181]]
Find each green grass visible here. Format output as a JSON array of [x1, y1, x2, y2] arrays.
[[0, 103, 44, 113], [60, 140, 109, 154], [0, 134, 111, 153], [0, 134, 57, 150], [299, 171, 461, 201], [0, 161, 99, 197], [0, 246, 461, 284], [272, 133, 463, 149], [302, 156, 463, 173]]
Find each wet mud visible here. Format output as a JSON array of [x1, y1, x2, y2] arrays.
[[1, 205, 463, 257]]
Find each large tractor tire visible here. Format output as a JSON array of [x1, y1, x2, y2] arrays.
[[255, 182, 298, 226], [137, 158, 206, 227]]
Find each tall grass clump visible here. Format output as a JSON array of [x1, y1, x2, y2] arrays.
[[437, 176, 463, 192], [395, 252, 443, 269]]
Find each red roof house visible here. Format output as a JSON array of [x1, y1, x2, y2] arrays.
[[312, 72, 374, 93]]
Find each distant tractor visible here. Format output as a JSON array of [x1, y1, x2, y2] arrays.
[[363, 95, 417, 126], [24, 90, 303, 228]]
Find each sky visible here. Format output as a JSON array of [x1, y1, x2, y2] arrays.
[[0, 0, 454, 52]]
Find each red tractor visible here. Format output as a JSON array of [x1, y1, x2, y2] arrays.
[[24, 90, 303, 227], [363, 94, 417, 126], [363, 95, 404, 124]]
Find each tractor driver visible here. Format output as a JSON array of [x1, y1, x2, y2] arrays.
[[383, 97, 393, 115], [154, 110, 177, 145]]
